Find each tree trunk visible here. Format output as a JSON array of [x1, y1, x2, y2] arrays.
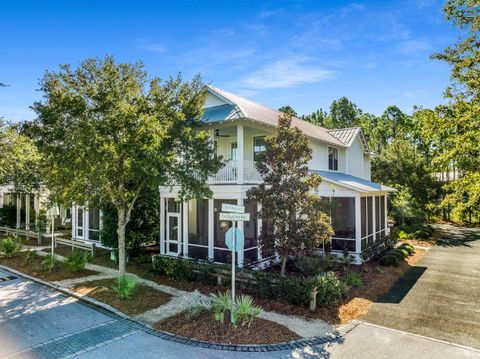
[[280, 255, 287, 277], [117, 207, 128, 276]]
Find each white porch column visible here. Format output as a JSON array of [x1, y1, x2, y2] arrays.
[[16, 195, 21, 229], [384, 195, 389, 235], [0, 192, 4, 208], [71, 206, 76, 239], [208, 198, 214, 260], [237, 124, 244, 184], [355, 196, 361, 253], [372, 196, 376, 243], [182, 201, 189, 257], [160, 197, 165, 255], [257, 202, 262, 261], [237, 198, 244, 267]]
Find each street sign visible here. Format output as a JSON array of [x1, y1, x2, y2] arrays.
[[225, 227, 244, 252], [221, 203, 245, 213], [219, 212, 250, 221]]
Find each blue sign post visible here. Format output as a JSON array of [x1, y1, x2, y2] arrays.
[[220, 203, 248, 325]]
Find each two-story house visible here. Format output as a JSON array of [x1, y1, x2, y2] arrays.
[[159, 86, 394, 265]]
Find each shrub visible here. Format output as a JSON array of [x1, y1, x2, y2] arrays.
[[344, 272, 363, 288], [379, 254, 400, 266], [0, 237, 22, 257], [294, 254, 336, 276], [111, 276, 138, 299], [386, 249, 404, 261], [397, 248, 409, 258], [64, 250, 91, 272], [232, 295, 262, 328], [22, 249, 36, 265], [210, 291, 233, 324], [41, 254, 57, 271], [399, 243, 415, 255], [315, 271, 347, 306], [186, 290, 212, 320], [276, 275, 315, 306]]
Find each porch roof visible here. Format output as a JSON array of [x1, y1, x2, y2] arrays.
[[313, 170, 396, 193]]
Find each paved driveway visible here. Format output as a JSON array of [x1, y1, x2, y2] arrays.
[[363, 224, 480, 350]]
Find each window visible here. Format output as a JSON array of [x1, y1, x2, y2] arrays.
[[328, 147, 338, 171], [88, 208, 100, 241], [253, 136, 267, 161], [230, 142, 238, 161]]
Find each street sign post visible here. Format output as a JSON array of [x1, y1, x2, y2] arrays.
[[221, 203, 249, 325]]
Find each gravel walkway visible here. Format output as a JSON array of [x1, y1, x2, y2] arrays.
[[28, 246, 334, 338]]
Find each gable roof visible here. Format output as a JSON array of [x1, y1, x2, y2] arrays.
[[204, 85, 345, 147], [328, 127, 371, 154], [313, 170, 396, 193]]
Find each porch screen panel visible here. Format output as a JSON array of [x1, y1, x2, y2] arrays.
[[29, 195, 36, 228], [20, 194, 26, 228], [380, 195, 386, 235], [88, 208, 100, 241], [243, 200, 258, 263], [214, 199, 236, 264], [331, 197, 355, 239], [76, 207, 84, 237], [188, 199, 209, 260], [375, 196, 381, 233], [367, 197, 373, 245]]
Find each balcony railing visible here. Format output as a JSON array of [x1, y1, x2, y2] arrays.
[[209, 160, 262, 184]]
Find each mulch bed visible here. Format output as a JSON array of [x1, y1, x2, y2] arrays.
[[73, 278, 172, 316], [0, 253, 98, 282], [154, 311, 300, 344]]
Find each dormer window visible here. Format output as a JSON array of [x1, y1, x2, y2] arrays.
[[328, 147, 338, 171]]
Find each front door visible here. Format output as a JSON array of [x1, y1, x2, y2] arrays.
[[166, 213, 181, 256]]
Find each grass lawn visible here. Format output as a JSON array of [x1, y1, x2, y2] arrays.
[[0, 253, 98, 282], [73, 278, 172, 316], [154, 311, 300, 344]]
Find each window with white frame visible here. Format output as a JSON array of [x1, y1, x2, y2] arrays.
[[328, 147, 338, 171], [253, 136, 267, 161], [230, 142, 238, 161]]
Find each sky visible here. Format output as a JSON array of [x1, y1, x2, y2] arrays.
[[0, 0, 462, 122]]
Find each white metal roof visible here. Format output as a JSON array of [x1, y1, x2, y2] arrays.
[[206, 85, 346, 147], [313, 170, 396, 193], [328, 127, 371, 154]]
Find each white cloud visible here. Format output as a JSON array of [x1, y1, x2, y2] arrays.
[[240, 57, 334, 90], [398, 40, 432, 54]]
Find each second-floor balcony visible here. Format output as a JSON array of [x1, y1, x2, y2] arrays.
[[209, 159, 262, 184]]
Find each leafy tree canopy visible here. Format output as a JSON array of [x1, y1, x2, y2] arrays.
[[247, 114, 333, 276], [278, 105, 297, 117], [30, 56, 223, 274]]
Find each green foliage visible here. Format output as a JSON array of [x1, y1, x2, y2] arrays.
[[210, 291, 233, 324], [278, 105, 297, 117], [398, 243, 415, 255], [31, 56, 222, 275], [0, 120, 41, 190], [386, 249, 404, 261], [247, 114, 333, 276], [0, 236, 22, 257], [0, 204, 16, 227], [63, 250, 91, 272], [294, 255, 336, 277], [397, 248, 410, 258], [186, 290, 212, 320], [344, 272, 363, 288], [315, 271, 348, 306], [111, 276, 138, 299], [232, 295, 262, 328], [41, 254, 57, 271], [22, 249, 36, 265], [379, 254, 400, 266]]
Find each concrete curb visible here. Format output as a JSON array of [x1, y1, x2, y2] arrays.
[[0, 264, 352, 352]]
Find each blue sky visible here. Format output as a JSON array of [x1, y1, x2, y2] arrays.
[[0, 0, 460, 122]]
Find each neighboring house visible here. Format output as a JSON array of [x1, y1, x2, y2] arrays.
[[159, 86, 394, 265]]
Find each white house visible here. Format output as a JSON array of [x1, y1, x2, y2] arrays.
[[159, 86, 394, 265]]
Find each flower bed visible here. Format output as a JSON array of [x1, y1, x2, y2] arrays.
[[72, 278, 172, 316], [154, 311, 299, 345], [0, 253, 97, 282]]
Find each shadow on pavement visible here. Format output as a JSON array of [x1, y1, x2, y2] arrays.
[[437, 231, 480, 247], [375, 266, 427, 304]]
